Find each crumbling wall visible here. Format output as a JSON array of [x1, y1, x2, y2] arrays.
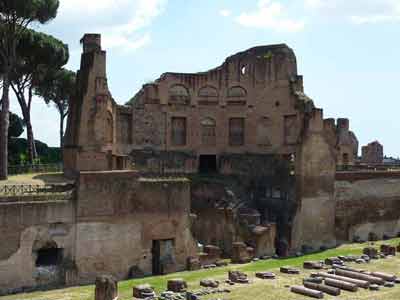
[[74, 171, 196, 283], [0, 200, 75, 295], [292, 109, 337, 253], [335, 172, 400, 242]]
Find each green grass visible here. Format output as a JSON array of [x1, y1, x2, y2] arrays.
[[2, 238, 400, 300], [0, 173, 70, 186]]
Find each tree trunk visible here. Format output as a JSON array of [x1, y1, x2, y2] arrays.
[[28, 86, 38, 160], [0, 74, 10, 180], [25, 115, 35, 163], [60, 114, 65, 149], [12, 84, 37, 164]]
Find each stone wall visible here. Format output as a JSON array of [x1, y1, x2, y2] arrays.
[[335, 172, 400, 242], [291, 109, 337, 253], [126, 44, 308, 175], [74, 171, 197, 283], [0, 198, 75, 295]]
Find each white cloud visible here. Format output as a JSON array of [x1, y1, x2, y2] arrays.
[[111, 0, 168, 34], [220, 9, 232, 17], [96, 0, 167, 52], [351, 15, 400, 24], [102, 33, 151, 52], [59, 0, 131, 17], [304, 0, 324, 9], [304, 0, 400, 24], [236, 0, 305, 32]]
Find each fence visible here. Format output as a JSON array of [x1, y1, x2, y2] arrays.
[[0, 183, 74, 197], [8, 163, 63, 176]]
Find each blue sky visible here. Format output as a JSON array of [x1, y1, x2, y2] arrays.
[[11, 0, 400, 157]]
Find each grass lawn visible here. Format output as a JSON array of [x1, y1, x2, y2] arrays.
[[1, 239, 400, 300], [0, 173, 71, 186]]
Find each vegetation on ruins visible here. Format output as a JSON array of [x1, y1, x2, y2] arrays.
[[0, 0, 60, 180], [10, 29, 69, 162]]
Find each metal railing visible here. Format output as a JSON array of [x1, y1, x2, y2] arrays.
[[337, 164, 400, 172], [0, 183, 74, 197], [8, 163, 63, 175]]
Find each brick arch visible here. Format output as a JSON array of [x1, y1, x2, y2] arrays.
[[198, 85, 218, 98], [227, 86, 247, 98]]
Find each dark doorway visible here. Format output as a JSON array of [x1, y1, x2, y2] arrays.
[[36, 247, 63, 267], [199, 155, 217, 173], [116, 156, 124, 170], [152, 239, 175, 275], [152, 240, 161, 275]]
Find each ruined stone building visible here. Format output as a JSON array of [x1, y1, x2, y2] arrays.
[[1, 33, 400, 295], [362, 141, 384, 164]]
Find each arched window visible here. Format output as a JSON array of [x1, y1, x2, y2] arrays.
[[198, 86, 218, 98], [201, 118, 216, 146], [169, 84, 190, 104], [227, 86, 247, 98]]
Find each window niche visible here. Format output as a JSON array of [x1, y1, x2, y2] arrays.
[[169, 84, 190, 105], [229, 118, 245, 146], [171, 117, 187, 146]]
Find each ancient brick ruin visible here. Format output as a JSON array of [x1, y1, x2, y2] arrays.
[[361, 141, 384, 164], [1, 33, 400, 295]]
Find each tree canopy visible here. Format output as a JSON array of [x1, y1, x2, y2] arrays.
[[35, 68, 76, 147], [0, 0, 60, 179], [9, 112, 24, 138], [9, 28, 68, 162], [0, 0, 59, 25], [12, 28, 69, 82]]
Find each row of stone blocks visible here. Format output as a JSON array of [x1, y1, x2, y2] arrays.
[[188, 242, 255, 271], [94, 275, 188, 300], [291, 254, 399, 299]]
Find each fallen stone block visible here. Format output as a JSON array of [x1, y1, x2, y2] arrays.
[[203, 264, 217, 269], [363, 247, 378, 257], [380, 244, 396, 256], [304, 277, 323, 284], [335, 268, 384, 285], [290, 285, 324, 299], [200, 279, 219, 288], [231, 242, 252, 264], [187, 257, 201, 271], [133, 284, 156, 299], [95, 275, 118, 300], [228, 270, 249, 283], [369, 284, 380, 291], [324, 278, 358, 292], [304, 261, 324, 270], [313, 272, 369, 288], [324, 257, 343, 266], [167, 278, 188, 293], [255, 272, 276, 279], [280, 266, 300, 274], [384, 282, 395, 288], [304, 281, 341, 296], [370, 271, 396, 282], [215, 260, 228, 267]]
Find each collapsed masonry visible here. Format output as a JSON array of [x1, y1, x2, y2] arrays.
[[1, 33, 400, 295]]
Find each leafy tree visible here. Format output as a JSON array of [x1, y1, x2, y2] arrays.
[[9, 111, 24, 138], [10, 29, 69, 162], [35, 68, 75, 149], [0, 0, 59, 180]]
